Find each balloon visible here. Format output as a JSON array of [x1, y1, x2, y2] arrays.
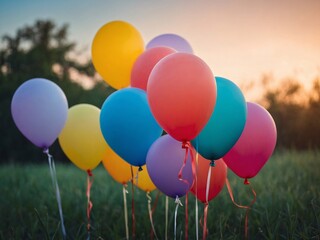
[[134, 168, 156, 192], [91, 21, 144, 90], [100, 88, 162, 167], [146, 135, 193, 198], [192, 77, 247, 160], [223, 102, 277, 179], [147, 53, 216, 142], [59, 104, 106, 171], [131, 46, 176, 91], [146, 33, 193, 53], [102, 143, 138, 185], [191, 155, 227, 203], [11, 78, 68, 149]]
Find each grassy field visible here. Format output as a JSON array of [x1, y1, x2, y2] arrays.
[[0, 150, 319, 239]]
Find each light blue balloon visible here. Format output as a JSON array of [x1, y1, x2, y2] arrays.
[[11, 78, 68, 149], [192, 77, 247, 160], [100, 88, 162, 167]]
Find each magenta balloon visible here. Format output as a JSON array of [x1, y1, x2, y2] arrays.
[[146, 135, 193, 198], [11, 78, 68, 149], [146, 33, 193, 54], [223, 102, 277, 179]]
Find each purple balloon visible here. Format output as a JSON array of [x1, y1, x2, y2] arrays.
[[146, 135, 193, 198], [146, 33, 193, 54], [11, 78, 68, 149]]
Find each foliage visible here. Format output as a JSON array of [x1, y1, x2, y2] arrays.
[[0, 20, 114, 163], [0, 150, 319, 239], [261, 76, 320, 149]]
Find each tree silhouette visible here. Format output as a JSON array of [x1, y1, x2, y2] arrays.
[[0, 20, 114, 163], [262, 76, 320, 149]]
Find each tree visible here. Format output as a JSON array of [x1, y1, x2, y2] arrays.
[[261, 76, 320, 149], [305, 77, 320, 148], [0, 20, 114, 163]]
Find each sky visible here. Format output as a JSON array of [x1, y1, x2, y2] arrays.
[[1, 0, 320, 100]]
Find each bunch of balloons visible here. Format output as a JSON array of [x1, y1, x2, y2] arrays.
[[91, 20, 277, 203], [11, 19, 277, 239]]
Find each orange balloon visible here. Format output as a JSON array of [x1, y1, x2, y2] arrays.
[[102, 143, 138, 185], [134, 167, 156, 192], [191, 154, 227, 203]]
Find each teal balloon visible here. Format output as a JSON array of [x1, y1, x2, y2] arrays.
[[192, 77, 247, 160], [100, 88, 162, 167]]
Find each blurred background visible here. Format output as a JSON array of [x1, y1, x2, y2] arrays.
[[1, 0, 320, 163]]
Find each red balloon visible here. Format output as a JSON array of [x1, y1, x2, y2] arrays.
[[191, 155, 227, 203], [223, 102, 277, 179], [147, 53, 216, 142], [131, 47, 176, 91]]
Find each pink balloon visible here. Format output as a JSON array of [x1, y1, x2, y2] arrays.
[[131, 47, 176, 91], [147, 53, 216, 142], [223, 102, 277, 179]]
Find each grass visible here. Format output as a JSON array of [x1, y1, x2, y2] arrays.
[[0, 150, 319, 239]]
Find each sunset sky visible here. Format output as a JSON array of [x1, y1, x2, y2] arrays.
[[1, 0, 319, 100]]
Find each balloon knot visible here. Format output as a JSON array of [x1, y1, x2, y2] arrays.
[[138, 166, 143, 171], [182, 141, 190, 149], [244, 178, 250, 185], [210, 160, 215, 167], [175, 196, 183, 206], [87, 169, 93, 177], [43, 148, 49, 154]]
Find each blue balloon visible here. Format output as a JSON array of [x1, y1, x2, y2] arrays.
[[100, 88, 162, 167], [192, 77, 247, 160]]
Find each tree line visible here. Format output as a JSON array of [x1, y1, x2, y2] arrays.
[[0, 20, 319, 164], [0, 20, 114, 163], [261, 75, 320, 149]]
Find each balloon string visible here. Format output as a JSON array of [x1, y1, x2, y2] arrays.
[[150, 190, 161, 239], [86, 170, 93, 239], [147, 192, 159, 240], [152, 190, 161, 214], [134, 168, 140, 188], [195, 140, 199, 240], [130, 166, 136, 240], [225, 178, 257, 239], [122, 184, 129, 240], [178, 141, 197, 189], [174, 196, 183, 240], [185, 193, 189, 240], [43, 148, 67, 240], [202, 203, 209, 240], [202, 165, 212, 240], [195, 196, 199, 240], [205, 166, 212, 203], [165, 196, 169, 240]]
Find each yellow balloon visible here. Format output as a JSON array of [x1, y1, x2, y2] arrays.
[[91, 21, 144, 90], [134, 167, 156, 192], [102, 143, 138, 184], [58, 104, 106, 171]]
